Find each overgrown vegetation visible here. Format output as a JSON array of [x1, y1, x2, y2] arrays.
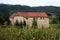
[[0, 24, 60, 40], [32, 19, 37, 28]]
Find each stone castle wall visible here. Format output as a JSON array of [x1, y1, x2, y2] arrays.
[[9, 16, 49, 28]]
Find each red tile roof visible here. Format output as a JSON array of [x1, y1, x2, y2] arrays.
[[9, 12, 48, 18]]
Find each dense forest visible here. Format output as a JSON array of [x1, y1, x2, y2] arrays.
[[0, 4, 60, 25]]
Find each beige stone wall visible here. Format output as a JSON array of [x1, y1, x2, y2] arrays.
[[13, 16, 24, 24], [37, 17, 43, 28], [9, 16, 24, 26], [24, 17, 33, 28], [44, 18, 49, 28], [9, 18, 15, 26], [9, 16, 33, 28], [37, 17, 49, 28], [9, 16, 49, 28]]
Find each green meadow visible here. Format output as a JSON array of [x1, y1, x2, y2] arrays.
[[0, 24, 60, 40]]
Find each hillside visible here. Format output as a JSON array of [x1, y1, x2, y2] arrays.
[[0, 4, 60, 24]]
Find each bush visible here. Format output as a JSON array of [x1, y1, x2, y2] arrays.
[[15, 20, 19, 26], [0, 26, 60, 40], [32, 19, 37, 28], [52, 20, 58, 24], [15, 21, 23, 28], [23, 21, 26, 26]]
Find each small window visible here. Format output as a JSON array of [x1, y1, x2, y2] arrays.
[[33, 17, 35, 20], [40, 17, 42, 19], [26, 17, 28, 19]]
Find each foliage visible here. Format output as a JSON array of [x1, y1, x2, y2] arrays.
[[23, 21, 26, 26], [15, 20, 19, 26], [32, 19, 37, 28], [51, 19, 58, 24], [49, 16, 60, 24], [0, 24, 60, 40]]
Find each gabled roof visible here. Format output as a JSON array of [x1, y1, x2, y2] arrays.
[[9, 12, 48, 18]]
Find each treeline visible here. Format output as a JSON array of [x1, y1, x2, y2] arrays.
[[0, 4, 60, 25]]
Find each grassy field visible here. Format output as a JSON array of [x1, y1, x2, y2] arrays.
[[50, 24, 59, 28], [0, 24, 60, 40]]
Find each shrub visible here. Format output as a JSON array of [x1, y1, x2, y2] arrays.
[[32, 19, 37, 28], [0, 27, 60, 40]]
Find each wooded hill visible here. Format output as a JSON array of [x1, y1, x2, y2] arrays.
[[0, 4, 60, 24]]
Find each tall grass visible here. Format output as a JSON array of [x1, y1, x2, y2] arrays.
[[0, 25, 60, 40]]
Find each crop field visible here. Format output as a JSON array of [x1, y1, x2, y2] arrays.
[[0, 24, 60, 40]]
